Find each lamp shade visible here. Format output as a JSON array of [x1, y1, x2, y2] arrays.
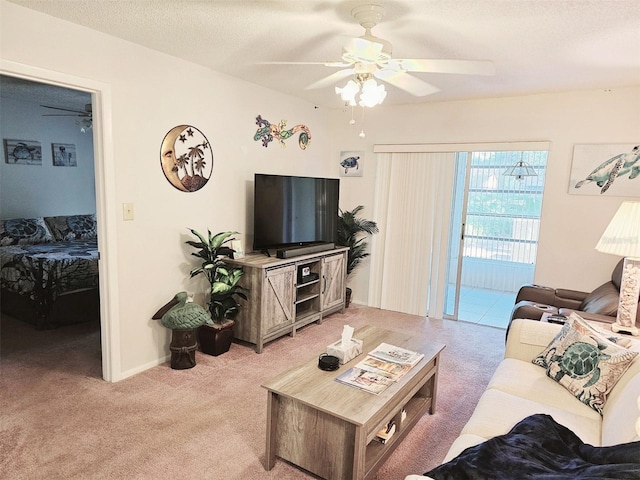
[[595, 201, 640, 258], [503, 160, 537, 179]]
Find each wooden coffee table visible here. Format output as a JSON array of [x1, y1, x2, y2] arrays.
[[262, 325, 445, 480]]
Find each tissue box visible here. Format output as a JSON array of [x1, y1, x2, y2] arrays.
[[327, 338, 363, 364]]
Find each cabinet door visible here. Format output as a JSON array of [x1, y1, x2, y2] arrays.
[[321, 253, 345, 311], [263, 265, 295, 334]]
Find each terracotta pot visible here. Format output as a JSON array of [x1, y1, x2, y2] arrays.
[[169, 328, 198, 369], [345, 287, 352, 308], [198, 320, 234, 356]]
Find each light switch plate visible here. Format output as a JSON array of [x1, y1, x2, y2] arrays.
[[123, 203, 134, 221]]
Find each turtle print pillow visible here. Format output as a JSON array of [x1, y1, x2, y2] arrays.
[[0, 217, 54, 246], [532, 313, 637, 414], [44, 214, 97, 241]]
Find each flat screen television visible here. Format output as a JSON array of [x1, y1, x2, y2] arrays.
[[253, 173, 340, 253]]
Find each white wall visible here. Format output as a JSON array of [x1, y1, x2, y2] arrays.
[[0, 1, 334, 379], [0, 95, 96, 218], [330, 86, 640, 305]]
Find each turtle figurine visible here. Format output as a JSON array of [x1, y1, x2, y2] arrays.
[[574, 145, 640, 194], [548, 340, 610, 387]]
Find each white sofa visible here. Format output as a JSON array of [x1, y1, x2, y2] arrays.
[[406, 318, 640, 480]]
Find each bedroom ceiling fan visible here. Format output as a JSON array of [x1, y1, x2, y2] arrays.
[[41, 103, 93, 131], [268, 4, 495, 106]]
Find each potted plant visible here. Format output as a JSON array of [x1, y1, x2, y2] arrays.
[[186, 229, 248, 356], [336, 205, 379, 307]]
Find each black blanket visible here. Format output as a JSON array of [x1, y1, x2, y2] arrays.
[[425, 414, 640, 480]]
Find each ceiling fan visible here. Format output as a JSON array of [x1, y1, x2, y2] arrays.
[[268, 4, 495, 101], [41, 103, 92, 118], [41, 103, 93, 131]]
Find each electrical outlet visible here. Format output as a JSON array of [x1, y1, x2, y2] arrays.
[[123, 203, 134, 221]]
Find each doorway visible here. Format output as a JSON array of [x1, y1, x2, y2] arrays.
[[444, 149, 548, 328], [0, 73, 101, 365], [0, 60, 118, 381]]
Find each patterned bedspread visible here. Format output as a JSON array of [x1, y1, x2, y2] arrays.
[[0, 239, 99, 324]]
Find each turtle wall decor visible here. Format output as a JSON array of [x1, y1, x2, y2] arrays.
[[569, 143, 640, 197], [339, 150, 364, 177], [3, 138, 42, 165]]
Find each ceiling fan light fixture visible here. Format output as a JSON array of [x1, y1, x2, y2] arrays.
[[359, 78, 386, 107], [336, 75, 386, 108], [335, 79, 359, 106], [77, 117, 93, 133]]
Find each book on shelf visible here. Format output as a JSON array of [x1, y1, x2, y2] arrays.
[[335, 367, 394, 395], [368, 342, 424, 367], [375, 421, 396, 444]]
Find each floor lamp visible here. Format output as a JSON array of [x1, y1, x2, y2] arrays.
[[595, 201, 640, 336]]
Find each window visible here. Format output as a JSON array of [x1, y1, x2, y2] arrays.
[[463, 150, 547, 265]]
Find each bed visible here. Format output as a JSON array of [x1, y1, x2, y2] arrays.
[[0, 215, 99, 329]]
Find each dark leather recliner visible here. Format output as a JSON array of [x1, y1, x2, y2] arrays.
[[508, 259, 640, 333]]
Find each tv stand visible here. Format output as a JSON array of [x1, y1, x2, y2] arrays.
[[276, 242, 335, 259], [226, 247, 348, 352]]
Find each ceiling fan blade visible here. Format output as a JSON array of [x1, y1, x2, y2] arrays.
[[343, 37, 384, 62], [41, 104, 87, 114], [375, 70, 440, 97], [258, 61, 351, 68], [306, 69, 355, 90], [395, 59, 495, 76], [43, 113, 88, 117]]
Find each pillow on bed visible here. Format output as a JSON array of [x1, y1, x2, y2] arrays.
[[0, 217, 54, 246], [44, 214, 97, 241], [532, 312, 637, 414]]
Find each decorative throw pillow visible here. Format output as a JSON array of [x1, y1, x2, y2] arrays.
[[44, 214, 97, 241], [533, 313, 638, 415], [0, 217, 54, 246]]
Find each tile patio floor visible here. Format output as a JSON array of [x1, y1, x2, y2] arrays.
[[448, 286, 516, 330]]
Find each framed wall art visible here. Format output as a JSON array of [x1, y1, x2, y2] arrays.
[[339, 150, 363, 177], [160, 125, 213, 192], [52, 143, 77, 166], [3, 139, 42, 165], [569, 143, 640, 197]]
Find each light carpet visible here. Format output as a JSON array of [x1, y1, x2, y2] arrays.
[[0, 305, 505, 479]]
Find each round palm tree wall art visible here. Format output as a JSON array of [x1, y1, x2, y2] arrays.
[[160, 125, 213, 192]]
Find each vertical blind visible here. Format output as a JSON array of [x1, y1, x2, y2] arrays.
[[368, 152, 456, 317]]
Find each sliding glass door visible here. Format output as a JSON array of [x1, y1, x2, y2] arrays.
[[444, 150, 548, 327]]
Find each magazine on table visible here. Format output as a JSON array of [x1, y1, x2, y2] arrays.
[[368, 342, 424, 367], [355, 355, 413, 382], [335, 367, 394, 395]]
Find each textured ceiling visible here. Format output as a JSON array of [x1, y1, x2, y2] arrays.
[[4, 0, 640, 108], [0, 75, 91, 111]]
